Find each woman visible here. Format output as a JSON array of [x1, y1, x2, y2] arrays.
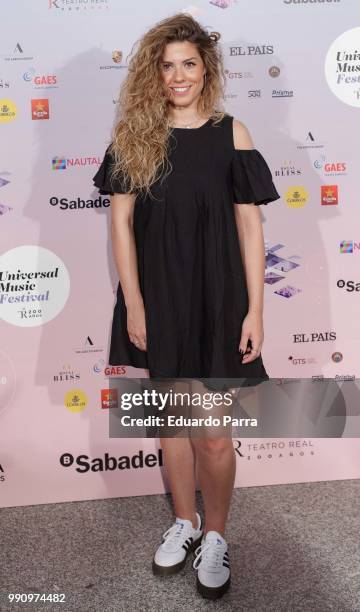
[[93, 13, 280, 600]]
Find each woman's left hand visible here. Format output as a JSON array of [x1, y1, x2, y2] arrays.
[[238, 311, 264, 364]]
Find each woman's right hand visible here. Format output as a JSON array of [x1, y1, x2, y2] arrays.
[[126, 298, 147, 351]]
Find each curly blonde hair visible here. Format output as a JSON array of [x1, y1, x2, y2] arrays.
[[110, 12, 227, 197]]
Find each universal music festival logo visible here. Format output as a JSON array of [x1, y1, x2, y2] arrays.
[[0, 246, 70, 327], [325, 27, 360, 108]]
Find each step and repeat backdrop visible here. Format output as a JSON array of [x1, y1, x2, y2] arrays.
[[1, 0, 360, 508]]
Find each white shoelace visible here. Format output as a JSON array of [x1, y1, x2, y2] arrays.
[[161, 522, 190, 551], [193, 542, 224, 571]]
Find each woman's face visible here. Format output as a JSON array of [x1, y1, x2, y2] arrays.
[[160, 41, 206, 109]]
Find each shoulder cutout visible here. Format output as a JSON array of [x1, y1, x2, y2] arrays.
[[232, 118, 254, 151]]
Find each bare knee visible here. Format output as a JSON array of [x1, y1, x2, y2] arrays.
[[193, 437, 233, 458]]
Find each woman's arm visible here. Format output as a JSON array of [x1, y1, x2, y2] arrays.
[[110, 193, 147, 351], [232, 119, 265, 364]]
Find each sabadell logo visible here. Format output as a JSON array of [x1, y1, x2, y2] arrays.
[[59, 450, 163, 472], [49, 196, 110, 210]]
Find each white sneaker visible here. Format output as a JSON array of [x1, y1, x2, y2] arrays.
[[152, 512, 203, 575], [193, 531, 231, 599]]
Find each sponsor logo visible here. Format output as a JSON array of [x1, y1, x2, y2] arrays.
[[31, 98, 49, 120], [100, 49, 127, 70], [75, 336, 104, 355], [103, 365, 127, 377], [64, 389, 88, 413], [52, 156, 101, 170], [0, 99, 16, 123], [233, 439, 315, 461], [229, 45, 274, 56], [321, 185, 338, 205], [24, 69, 58, 89], [0, 245, 70, 327], [54, 366, 80, 383], [325, 27, 360, 107], [101, 388, 118, 409], [293, 332, 336, 343], [93, 358, 105, 373], [274, 161, 302, 177], [288, 356, 317, 365], [285, 186, 308, 208], [272, 89, 294, 98], [337, 279, 360, 292], [314, 155, 347, 175], [59, 449, 164, 472], [49, 195, 110, 210], [340, 240, 360, 254], [224, 69, 253, 79], [269, 66, 280, 78], [248, 89, 261, 98], [2, 43, 34, 62], [297, 132, 325, 150]]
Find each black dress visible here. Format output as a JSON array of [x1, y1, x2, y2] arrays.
[[93, 113, 280, 387]]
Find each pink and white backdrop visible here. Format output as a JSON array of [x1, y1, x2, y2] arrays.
[[1, 0, 360, 508]]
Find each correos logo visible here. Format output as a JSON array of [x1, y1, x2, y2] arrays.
[[285, 186, 308, 208], [325, 27, 360, 107], [0, 99, 17, 123], [0, 245, 70, 327], [64, 389, 88, 413]]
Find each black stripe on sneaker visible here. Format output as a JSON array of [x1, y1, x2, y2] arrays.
[[223, 562, 230, 569], [182, 544, 189, 551], [188, 537, 193, 544]]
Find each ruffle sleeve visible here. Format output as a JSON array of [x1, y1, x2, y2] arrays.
[[93, 144, 132, 195], [231, 149, 280, 206]]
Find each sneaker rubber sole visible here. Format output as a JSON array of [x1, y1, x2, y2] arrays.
[[152, 535, 202, 576], [196, 574, 231, 599]]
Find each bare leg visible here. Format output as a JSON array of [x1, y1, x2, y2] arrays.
[[155, 379, 198, 528], [159, 437, 198, 528], [189, 379, 236, 536], [192, 437, 235, 536]]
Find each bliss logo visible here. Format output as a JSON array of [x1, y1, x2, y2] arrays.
[[340, 240, 360, 253]]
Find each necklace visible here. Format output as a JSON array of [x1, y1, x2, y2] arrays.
[[169, 116, 208, 129]]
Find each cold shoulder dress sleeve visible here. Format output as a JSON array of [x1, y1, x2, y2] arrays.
[[231, 149, 280, 205], [93, 114, 280, 388], [93, 144, 132, 195]]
